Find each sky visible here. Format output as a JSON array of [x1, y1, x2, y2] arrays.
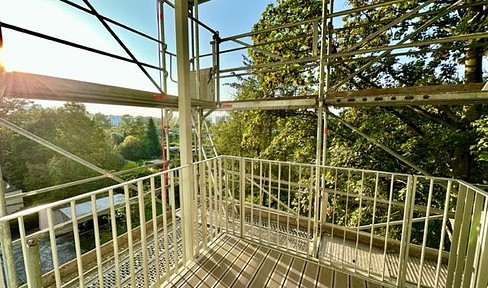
[[1, 1, 486, 117], [0, 0, 277, 116]]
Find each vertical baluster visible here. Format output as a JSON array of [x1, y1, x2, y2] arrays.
[[382, 175, 394, 281], [277, 162, 281, 247], [434, 180, 451, 288], [108, 190, 120, 287], [239, 158, 245, 238], [160, 174, 170, 280], [417, 178, 435, 287], [192, 164, 199, 251], [268, 162, 273, 244], [201, 161, 207, 245], [286, 163, 291, 253], [169, 171, 179, 269], [460, 190, 484, 288], [208, 160, 214, 239], [90, 195, 104, 288], [231, 159, 235, 235], [296, 165, 302, 255], [213, 158, 219, 236], [70, 200, 85, 288], [449, 186, 474, 287], [368, 172, 379, 277], [218, 157, 223, 233], [330, 168, 338, 257], [354, 171, 365, 273], [318, 166, 326, 265], [342, 170, 351, 268], [150, 177, 161, 283], [473, 195, 488, 288], [18, 216, 33, 287], [47, 207, 62, 288], [124, 185, 136, 288], [307, 166, 314, 258], [250, 159, 254, 241], [223, 158, 228, 234], [259, 160, 263, 244], [397, 176, 416, 287]]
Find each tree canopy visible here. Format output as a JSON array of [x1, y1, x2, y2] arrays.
[[212, 0, 488, 183]]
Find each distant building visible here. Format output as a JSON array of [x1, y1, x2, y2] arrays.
[[1, 180, 24, 214], [39, 194, 125, 234], [108, 115, 122, 126]]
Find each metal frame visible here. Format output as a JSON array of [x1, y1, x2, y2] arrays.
[[1, 0, 488, 287]]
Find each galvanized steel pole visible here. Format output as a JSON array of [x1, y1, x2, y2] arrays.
[[175, 0, 195, 264]]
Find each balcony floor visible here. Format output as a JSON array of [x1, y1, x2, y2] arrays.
[[75, 212, 445, 288], [163, 233, 385, 288]]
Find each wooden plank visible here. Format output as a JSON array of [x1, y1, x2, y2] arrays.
[[300, 262, 319, 287], [184, 237, 241, 287], [366, 281, 383, 288], [194, 240, 249, 288], [350, 275, 366, 288], [247, 250, 282, 287], [267, 253, 293, 287], [283, 257, 306, 287], [334, 271, 349, 288], [165, 236, 234, 287], [316, 266, 334, 288], [218, 242, 262, 287], [232, 246, 270, 288]]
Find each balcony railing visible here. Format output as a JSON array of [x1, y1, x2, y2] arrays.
[[0, 156, 487, 288]]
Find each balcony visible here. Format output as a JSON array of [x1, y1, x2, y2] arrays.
[[1, 156, 486, 288]]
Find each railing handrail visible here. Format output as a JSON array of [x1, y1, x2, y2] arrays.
[[222, 155, 412, 177], [0, 158, 217, 223], [4, 155, 486, 223]]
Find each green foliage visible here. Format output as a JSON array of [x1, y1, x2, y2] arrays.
[[92, 113, 111, 130], [473, 116, 488, 162], [118, 135, 145, 161], [0, 102, 125, 204], [143, 118, 162, 159], [213, 0, 488, 248]]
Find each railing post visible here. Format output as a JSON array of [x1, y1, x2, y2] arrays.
[[0, 166, 17, 288], [397, 175, 416, 287], [239, 157, 245, 238], [25, 239, 42, 287]]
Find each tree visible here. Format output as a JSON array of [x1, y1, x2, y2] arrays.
[[118, 135, 144, 161], [92, 113, 111, 130], [222, 0, 488, 181], [144, 118, 161, 159], [213, 0, 488, 246], [0, 102, 124, 204]]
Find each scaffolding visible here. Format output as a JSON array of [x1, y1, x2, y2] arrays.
[[0, 0, 487, 287]]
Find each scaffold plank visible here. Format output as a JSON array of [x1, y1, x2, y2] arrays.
[[0, 71, 215, 109], [216, 83, 488, 111]]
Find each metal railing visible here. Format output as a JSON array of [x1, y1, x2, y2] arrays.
[[220, 156, 488, 288], [1, 156, 487, 288], [0, 157, 222, 288]]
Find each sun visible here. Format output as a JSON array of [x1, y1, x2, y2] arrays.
[[0, 48, 13, 73]]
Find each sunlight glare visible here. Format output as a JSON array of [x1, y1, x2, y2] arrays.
[[0, 49, 12, 72]]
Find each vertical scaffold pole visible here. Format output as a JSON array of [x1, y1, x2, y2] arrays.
[[0, 166, 17, 288], [175, 0, 195, 264], [322, 0, 333, 167], [158, 0, 171, 177], [313, 0, 331, 256]]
